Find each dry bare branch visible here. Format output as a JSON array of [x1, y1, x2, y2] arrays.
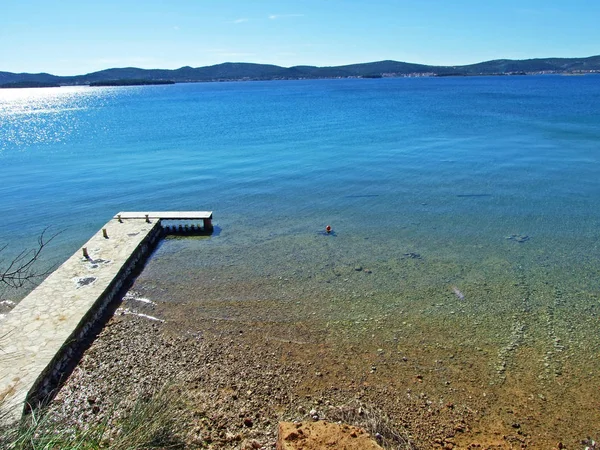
[[0, 228, 60, 289]]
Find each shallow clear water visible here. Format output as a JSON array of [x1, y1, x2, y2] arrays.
[[2, 76, 600, 443]]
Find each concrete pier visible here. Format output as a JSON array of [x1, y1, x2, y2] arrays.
[[0, 211, 212, 421]]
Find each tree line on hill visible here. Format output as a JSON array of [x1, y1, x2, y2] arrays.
[[1, 55, 599, 87]]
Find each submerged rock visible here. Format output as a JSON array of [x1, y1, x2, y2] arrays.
[[506, 234, 530, 243]]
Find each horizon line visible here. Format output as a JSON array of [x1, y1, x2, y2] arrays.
[[3, 53, 599, 78]]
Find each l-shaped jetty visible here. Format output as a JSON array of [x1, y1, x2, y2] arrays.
[[0, 211, 212, 421]]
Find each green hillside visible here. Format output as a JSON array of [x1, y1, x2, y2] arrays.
[[1, 55, 599, 86]]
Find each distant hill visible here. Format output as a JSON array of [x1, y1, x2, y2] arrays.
[[459, 55, 600, 74], [0, 71, 63, 85], [1, 56, 599, 86]]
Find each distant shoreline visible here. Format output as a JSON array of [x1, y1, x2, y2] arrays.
[[1, 55, 599, 87], [2, 71, 599, 89], [88, 79, 175, 87], [0, 81, 60, 89]]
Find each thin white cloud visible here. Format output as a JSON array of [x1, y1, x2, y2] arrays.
[[268, 14, 304, 20], [173, 25, 180, 30], [220, 52, 256, 58], [228, 18, 249, 24]]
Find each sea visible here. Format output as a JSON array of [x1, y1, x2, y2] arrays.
[[1, 75, 600, 443]]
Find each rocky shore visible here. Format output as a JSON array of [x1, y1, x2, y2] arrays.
[[42, 276, 599, 450], [47, 297, 475, 449]]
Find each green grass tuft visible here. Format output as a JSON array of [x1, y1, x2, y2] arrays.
[[0, 385, 186, 450]]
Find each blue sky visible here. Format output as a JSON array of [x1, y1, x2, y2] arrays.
[[1, 0, 598, 75]]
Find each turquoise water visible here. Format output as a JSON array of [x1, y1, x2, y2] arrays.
[[2, 76, 600, 441], [2, 76, 600, 263]]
